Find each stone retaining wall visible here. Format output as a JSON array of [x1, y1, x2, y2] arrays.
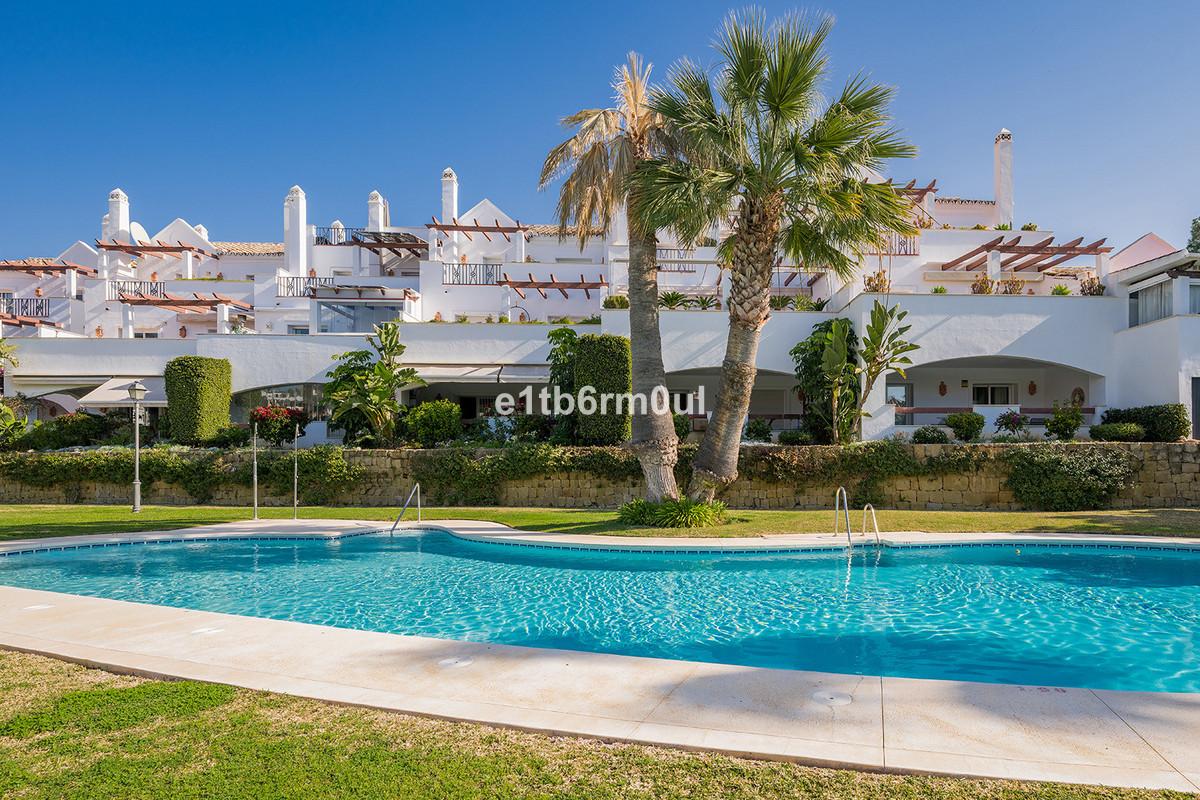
[[1, 442, 1197, 510]]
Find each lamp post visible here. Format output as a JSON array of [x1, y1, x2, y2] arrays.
[[127, 380, 147, 513]]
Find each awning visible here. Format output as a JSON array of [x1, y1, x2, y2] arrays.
[[414, 366, 502, 384], [77, 377, 168, 408], [499, 364, 551, 383]]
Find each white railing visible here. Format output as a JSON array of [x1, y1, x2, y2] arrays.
[[107, 280, 166, 300]]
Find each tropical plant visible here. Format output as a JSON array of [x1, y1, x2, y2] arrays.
[[539, 52, 679, 501], [323, 322, 422, 447], [862, 269, 890, 293], [994, 223, 1012, 231], [1079, 275, 1106, 296], [930, 285, 947, 294], [790, 318, 860, 444], [692, 295, 720, 310], [0, 404, 27, 449], [250, 406, 308, 446], [970, 274, 994, 295], [999, 277, 1026, 295], [1051, 284, 1071, 296], [657, 290, 692, 309], [1021, 222, 1039, 231], [601, 294, 630, 309], [855, 300, 919, 435], [617, 497, 727, 528], [819, 319, 859, 444], [769, 294, 794, 311], [629, 11, 916, 498]]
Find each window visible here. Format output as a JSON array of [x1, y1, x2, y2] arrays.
[[132, 331, 159, 339], [231, 383, 329, 423], [1190, 284, 1200, 315], [317, 302, 403, 333], [972, 384, 1014, 405], [286, 325, 310, 336], [885, 384, 913, 425], [1129, 280, 1172, 326]]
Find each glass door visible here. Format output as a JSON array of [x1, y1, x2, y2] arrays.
[[886, 383, 914, 425]]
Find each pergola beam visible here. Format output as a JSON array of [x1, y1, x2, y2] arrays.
[[1010, 237, 1084, 271], [427, 217, 529, 235], [941, 236, 1005, 270]]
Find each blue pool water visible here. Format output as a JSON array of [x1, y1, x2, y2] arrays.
[[1, 531, 1197, 692]]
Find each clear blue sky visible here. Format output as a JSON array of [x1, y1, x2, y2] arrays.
[[2, 0, 1197, 257]]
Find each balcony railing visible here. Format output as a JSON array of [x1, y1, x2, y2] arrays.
[[656, 248, 713, 273], [0, 297, 51, 317], [314, 226, 367, 245], [106, 280, 166, 300], [277, 276, 334, 297], [442, 262, 502, 286], [867, 232, 920, 257]]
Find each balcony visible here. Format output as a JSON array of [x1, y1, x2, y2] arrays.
[[314, 226, 366, 245], [442, 262, 502, 286], [867, 232, 920, 257], [277, 276, 334, 297], [0, 296, 51, 317], [106, 280, 166, 300]]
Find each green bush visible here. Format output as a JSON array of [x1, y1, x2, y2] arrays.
[[601, 294, 630, 309], [911, 425, 950, 444], [744, 418, 773, 442], [1045, 404, 1084, 440], [673, 413, 691, 441], [1004, 445, 1133, 511], [407, 400, 463, 447], [1100, 404, 1190, 442], [1089, 422, 1146, 442], [777, 429, 813, 446], [209, 426, 252, 448], [943, 411, 985, 442], [163, 356, 232, 444], [512, 414, 556, 443], [12, 412, 117, 450], [573, 334, 632, 445], [617, 497, 727, 528]]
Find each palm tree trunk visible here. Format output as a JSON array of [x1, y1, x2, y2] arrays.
[[626, 222, 680, 502], [688, 198, 778, 501]]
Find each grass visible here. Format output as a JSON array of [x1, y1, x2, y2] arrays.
[[0, 650, 1189, 800], [1, 504, 1199, 542]]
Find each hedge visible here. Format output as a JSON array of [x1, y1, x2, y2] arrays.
[[1100, 404, 1190, 442], [407, 400, 463, 448], [1004, 445, 1133, 510], [164, 356, 232, 444], [573, 334, 632, 445]]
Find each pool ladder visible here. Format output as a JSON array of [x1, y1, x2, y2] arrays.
[[833, 487, 882, 551], [389, 483, 422, 535]]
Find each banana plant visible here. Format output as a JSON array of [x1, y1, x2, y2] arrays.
[[856, 300, 920, 433]]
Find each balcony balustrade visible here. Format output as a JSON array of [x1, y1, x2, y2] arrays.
[[106, 280, 166, 300], [442, 262, 502, 286], [277, 276, 335, 297], [0, 296, 51, 317]]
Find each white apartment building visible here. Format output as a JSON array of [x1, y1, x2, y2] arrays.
[[3, 129, 1199, 442]]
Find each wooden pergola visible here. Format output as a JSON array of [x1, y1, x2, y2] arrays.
[[0, 313, 60, 329], [337, 230, 428, 259], [888, 178, 938, 204], [498, 273, 607, 300], [116, 291, 252, 314], [312, 284, 419, 300], [941, 235, 1112, 271], [0, 258, 97, 277], [96, 239, 220, 260], [427, 217, 530, 242]]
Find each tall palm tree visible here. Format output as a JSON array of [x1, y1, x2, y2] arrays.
[[630, 10, 917, 500], [539, 53, 681, 502]]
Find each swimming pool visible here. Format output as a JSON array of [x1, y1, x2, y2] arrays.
[[1, 530, 1197, 692]]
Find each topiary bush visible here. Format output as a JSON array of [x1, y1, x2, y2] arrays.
[[573, 334, 632, 445], [1100, 405, 1190, 442], [777, 429, 813, 446], [1045, 404, 1084, 440], [943, 411, 985, 442], [1089, 422, 1146, 442], [1004, 444, 1133, 511], [407, 399, 463, 448], [163, 356, 232, 444], [911, 425, 950, 444]]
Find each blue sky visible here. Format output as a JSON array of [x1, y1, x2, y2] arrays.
[[1, 0, 1197, 257]]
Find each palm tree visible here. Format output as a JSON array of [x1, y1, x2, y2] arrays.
[[539, 53, 681, 502], [630, 10, 917, 500]]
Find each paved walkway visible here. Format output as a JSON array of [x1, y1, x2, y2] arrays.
[[0, 519, 1197, 792]]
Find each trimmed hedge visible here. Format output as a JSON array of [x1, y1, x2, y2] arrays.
[[943, 412, 985, 442], [1100, 404, 1190, 442], [164, 356, 232, 444], [1089, 422, 1145, 442], [1004, 444, 1133, 511], [573, 334, 632, 445]]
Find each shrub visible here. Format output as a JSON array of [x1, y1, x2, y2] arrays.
[[790, 318, 860, 444], [1100, 404, 1190, 442], [1079, 276, 1105, 296], [1089, 422, 1146, 442], [617, 497, 727, 528], [862, 270, 890, 293], [407, 400, 463, 447], [970, 274, 994, 295], [12, 412, 117, 450], [512, 414, 556, 442], [1005, 445, 1133, 511], [744, 418, 773, 442], [602, 294, 630, 309], [943, 411, 985, 442], [210, 425, 252, 448], [994, 409, 1030, 435], [658, 291, 691, 310], [911, 425, 950, 444], [1045, 404, 1084, 440], [1051, 284, 1071, 296], [999, 277, 1025, 295], [930, 285, 947, 294], [777, 429, 813, 446], [1020, 222, 1039, 231], [250, 406, 309, 446], [163, 356, 231, 444], [673, 412, 691, 441], [574, 334, 632, 445]]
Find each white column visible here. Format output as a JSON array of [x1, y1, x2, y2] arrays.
[[308, 299, 321, 333], [64, 268, 78, 299], [99, 251, 111, 280], [216, 303, 231, 334], [367, 192, 386, 231], [986, 250, 1002, 281], [1173, 277, 1190, 317], [181, 251, 194, 280], [993, 129, 1014, 228], [441, 168, 459, 261], [1095, 252, 1109, 283], [512, 230, 526, 262], [283, 186, 308, 275], [121, 304, 134, 338]]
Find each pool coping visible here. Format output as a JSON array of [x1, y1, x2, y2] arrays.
[[1, 518, 1198, 792]]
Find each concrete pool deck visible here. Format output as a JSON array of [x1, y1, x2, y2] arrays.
[[0, 518, 1198, 792]]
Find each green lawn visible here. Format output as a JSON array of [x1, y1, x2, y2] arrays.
[[1, 503, 1200, 542], [0, 650, 1188, 800]]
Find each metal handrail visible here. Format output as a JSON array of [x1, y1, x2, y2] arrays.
[[833, 486, 852, 550], [861, 503, 881, 547], [389, 483, 422, 534]]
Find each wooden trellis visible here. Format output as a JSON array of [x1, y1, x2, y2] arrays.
[[497, 273, 607, 300], [941, 235, 1111, 271]]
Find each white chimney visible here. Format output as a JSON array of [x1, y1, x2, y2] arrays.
[[367, 191, 386, 230], [441, 167, 458, 222], [283, 185, 308, 274], [106, 189, 130, 242], [993, 128, 1013, 228], [193, 223, 209, 240]]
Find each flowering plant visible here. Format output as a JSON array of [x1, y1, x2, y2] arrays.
[[250, 405, 309, 445], [994, 409, 1030, 435]]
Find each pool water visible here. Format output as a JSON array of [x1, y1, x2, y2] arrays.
[[1, 531, 1197, 692]]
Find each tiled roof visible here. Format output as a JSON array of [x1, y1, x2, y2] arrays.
[[1, 257, 62, 267], [934, 197, 996, 206], [527, 224, 605, 238], [212, 241, 284, 256]]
